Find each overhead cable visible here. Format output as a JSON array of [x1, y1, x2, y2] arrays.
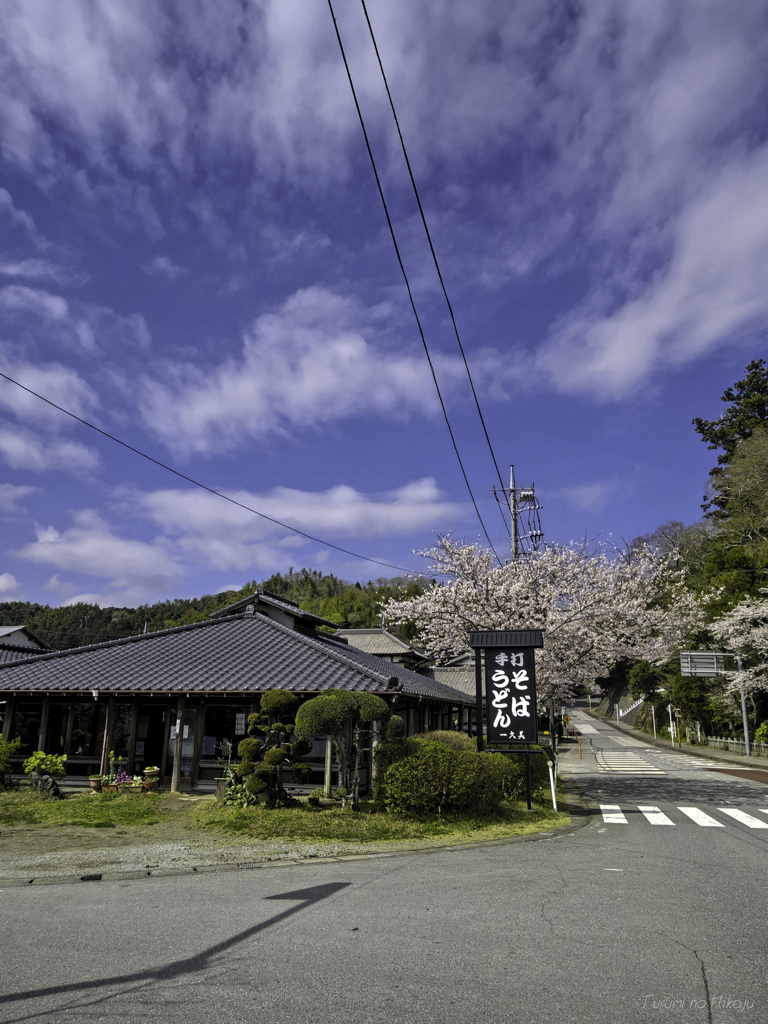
[[0, 370, 441, 577], [359, 0, 512, 536], [326, 0, 503, 566]]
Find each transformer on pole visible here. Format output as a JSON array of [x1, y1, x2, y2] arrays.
[[494, 464, 544, 562]]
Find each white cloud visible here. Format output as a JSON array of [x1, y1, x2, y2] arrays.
[[16, 509, 181, 581], [139, 286, 468, 453], [0, 285, 150, 355], [0, 571, 19, 594], [142, 255, 185, 279], [557, 481, 616, 513], [0, 422, 98, 474], [0, 259, 76, 285], [0, 482, 35, 513], [0, 354, 97, 427], [538, 147, 768, 397], [131, 476, 465, 572]]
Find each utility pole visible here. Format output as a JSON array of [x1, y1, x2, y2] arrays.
[[737, 655, 751, 757], [510, 465, 518, 562], [493, 463, 543, 564]]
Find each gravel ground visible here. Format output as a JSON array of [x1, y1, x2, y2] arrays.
[[0, 834, 377, 880]]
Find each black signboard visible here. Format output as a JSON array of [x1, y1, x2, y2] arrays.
[[485, 646, 538, 744]]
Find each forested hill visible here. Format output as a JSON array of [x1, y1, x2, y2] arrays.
[[0, 568, 432, 650]]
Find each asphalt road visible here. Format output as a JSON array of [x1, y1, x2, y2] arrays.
[[1, 705, 766, 1024]]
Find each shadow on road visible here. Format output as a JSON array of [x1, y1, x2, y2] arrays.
[[0, 881, 350, 1012]]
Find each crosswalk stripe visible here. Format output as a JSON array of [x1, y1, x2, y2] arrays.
[[718, 808, 768, 829], [638, 805, 675, 825], [596, 752, 665, 774], [677, 807, 724, 827], [600, 804, 628, 824]]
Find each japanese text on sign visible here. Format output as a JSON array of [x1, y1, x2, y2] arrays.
[[485, 647, 538, 744]]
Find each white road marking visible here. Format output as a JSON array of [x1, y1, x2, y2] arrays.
[[717, 808, 768, 829], [596, 752, 665, 774], [600, 804, 628, 824], [638, 805, 675, 825], [677, 807, 724, 827]]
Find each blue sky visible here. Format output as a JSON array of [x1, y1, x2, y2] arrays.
[[1, 0, 767, 608]]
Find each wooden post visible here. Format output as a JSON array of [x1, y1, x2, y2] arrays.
[[323, 736, 333, 797], [99, 698, 114, 775], [63, 702, 76, 756], [159, 702, 173, 787], [190, 700, 205, 790], [1, 693, 15, 741], [475, 651, 484, 753], [37, 696, 50, 751], [371, 720, 381, 780], [170, 694, 186, 793], [127, 697, 139, 775]]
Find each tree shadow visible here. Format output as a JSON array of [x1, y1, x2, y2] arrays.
[[0, 881, 350, 1011]]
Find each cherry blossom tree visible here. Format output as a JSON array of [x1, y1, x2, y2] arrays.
[[710, 591, 768, 694], [385, 538, 705, 704]]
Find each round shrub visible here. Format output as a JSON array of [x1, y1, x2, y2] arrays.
[[260, 690, 299, 719], [291, 762, 312, 783], [382, 741, 517, 817], [237, 737, 261, 760], [413, 730, 473, 751], [385, 715, 405, 741], [262, 747, 287, 767], [292, 737, 313, 759], [245, 775, 268, 795]]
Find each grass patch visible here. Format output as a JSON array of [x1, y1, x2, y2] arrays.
[[0, 790, 163, 829], [0, 789, 568, 849], [189, 799, 568, 845]]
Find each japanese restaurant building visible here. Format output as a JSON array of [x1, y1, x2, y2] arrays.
[[0, 591, 474, 791]]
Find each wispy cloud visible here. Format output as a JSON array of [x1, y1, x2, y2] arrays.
[[139, 286, 469, 454], [0, 482, 36, 513], [142, 255, 185, 279]]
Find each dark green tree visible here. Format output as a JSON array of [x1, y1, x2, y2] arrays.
[[231, 690, 311, 807], [628, 661, 665, 703], [693, 359, 768, 517]]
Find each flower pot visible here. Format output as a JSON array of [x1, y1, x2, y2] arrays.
[[89, 779, 102, 792], [104, 784, 118, 793], [143, 769, 160, 778], [126, 784, 143, 794], [142, 779, 158, 792]]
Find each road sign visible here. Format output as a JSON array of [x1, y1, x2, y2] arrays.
[[563, 715, 571, 724], [679, 652, 728, 676]]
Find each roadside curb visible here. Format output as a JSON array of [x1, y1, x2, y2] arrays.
[[0, 804, 587, 889], [583, 709, 763, 769]]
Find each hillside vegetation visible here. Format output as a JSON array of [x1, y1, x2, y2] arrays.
[[0, 568, 431, 650]]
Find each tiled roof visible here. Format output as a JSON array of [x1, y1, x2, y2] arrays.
[[334, 628, 424, 658], [0, 643, 42, 665], [0, 613, 473, 704], [211, 591, 340, 629], [428, 665, 478, 699]]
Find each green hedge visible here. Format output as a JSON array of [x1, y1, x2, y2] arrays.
[[381, 740, 521, 817]]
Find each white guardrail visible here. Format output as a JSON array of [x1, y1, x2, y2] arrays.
[[619, 698, 644, 718]]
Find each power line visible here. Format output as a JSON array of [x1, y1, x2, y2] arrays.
[[0, 370, 441, 577], [359, 0, 512, 539], [326, 0, 502, 567]]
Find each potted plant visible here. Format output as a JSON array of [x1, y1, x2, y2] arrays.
[[101, 772, 118, 793], [143, 765, 160, 778], [142, 766, 159, 792], [88, 774, 102, 792]]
